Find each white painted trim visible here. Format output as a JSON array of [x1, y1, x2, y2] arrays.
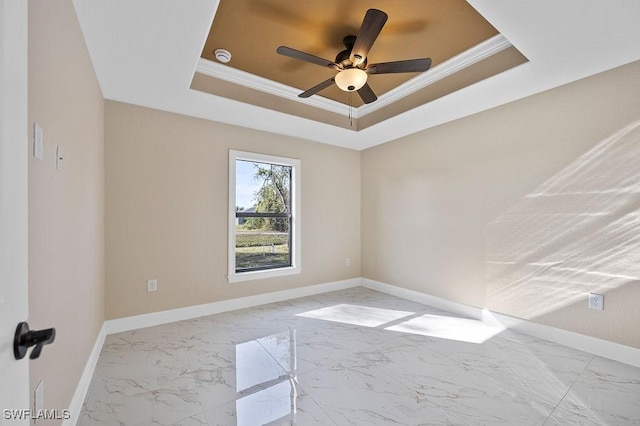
[[62, 323, 107, 426], [64, 275, 640, 425], [228, 266, 301, 283], [362, 278, 640, 369], [196, 35, 512, 119], [105, 278, 361, 334], [104, 275, 640, 369], [197, 58, 347, 116], [361, 278, 484, 320], [491, 311, 640, 369], [228, 150, 301, 283], [0, 0, 30, 417], [228, 151, 237, 280], [74, 1, 640, 150], [357, 34, 512, 116], [65, 278, 360, 424]]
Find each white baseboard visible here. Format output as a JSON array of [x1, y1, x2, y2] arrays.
[[361, 278, 485, 320], [491, 311, 640, 369], [362, 278, 640, 369], [62, 323, 106, 426], [104, 277, 361, 334], [67, 278, 360, 425], [67, 275, 640, 425]]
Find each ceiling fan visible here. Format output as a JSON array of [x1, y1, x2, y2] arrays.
[[276, 9, 432, 104]]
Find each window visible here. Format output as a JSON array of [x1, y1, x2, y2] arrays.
[[228, 150, 301, 283]]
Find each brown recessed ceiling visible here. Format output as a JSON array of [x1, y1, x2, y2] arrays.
[[193, 0, 528, 129]]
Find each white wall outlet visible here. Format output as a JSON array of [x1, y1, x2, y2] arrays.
[[56, 145, 63, 170], [147, 279, 158, 292], [33, 122, 44, 160], [34, 380, 44, 417], [588, 293, 604, 310], [345, 258, 350, 267]]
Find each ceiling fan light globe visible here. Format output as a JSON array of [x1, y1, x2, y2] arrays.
[[335, 68, 367, 92]]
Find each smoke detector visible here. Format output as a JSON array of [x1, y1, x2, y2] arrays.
[[214, 49, 231, 63]]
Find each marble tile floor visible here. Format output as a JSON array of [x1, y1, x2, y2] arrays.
[[79, 287, 640, 425]]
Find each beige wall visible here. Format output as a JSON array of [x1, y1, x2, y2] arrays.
[[362, 60, 640, 348], [105, 102, 361, 319], [28, 0, 105, 421], [23, 1, 640, 417]]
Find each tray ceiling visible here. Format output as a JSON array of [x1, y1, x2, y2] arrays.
[[72, 0, 640, 150], [194, 0, 528, 128]]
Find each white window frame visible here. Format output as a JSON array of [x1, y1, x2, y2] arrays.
[[228, 150, 301, 283]]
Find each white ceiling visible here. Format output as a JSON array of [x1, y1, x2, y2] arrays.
[[72, 0, 640, 151]]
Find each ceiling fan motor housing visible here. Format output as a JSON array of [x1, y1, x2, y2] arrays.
[[276, 9, 431, 104], [335, 35, 366, 68]]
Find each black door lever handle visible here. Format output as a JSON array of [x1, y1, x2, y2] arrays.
[[14, 322, 56, 360]]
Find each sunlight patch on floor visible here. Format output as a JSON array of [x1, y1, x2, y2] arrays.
[[296, 303, 414, 327], [386, 313, 504, 344], [297, 304, 504, 344]]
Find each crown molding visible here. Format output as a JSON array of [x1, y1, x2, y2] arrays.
[[357, 34, 513, 116], [195, 34, 512, 120], [196, 58, 348, 116]]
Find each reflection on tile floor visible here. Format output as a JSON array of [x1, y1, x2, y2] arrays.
[[79, 287, 640, 425]]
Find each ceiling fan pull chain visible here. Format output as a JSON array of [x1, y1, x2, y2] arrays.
[[276, 9, 430, 105], [349, 92, 353, 127]]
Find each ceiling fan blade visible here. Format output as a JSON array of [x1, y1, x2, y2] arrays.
[[367, 58, 432, 74], [350, 9, 388, 64], [357, 83, 377, 104], [298, 77, 335, 98], [277, 46, 340, 70]]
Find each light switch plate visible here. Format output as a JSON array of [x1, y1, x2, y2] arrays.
[[33, 122, 43, 160]]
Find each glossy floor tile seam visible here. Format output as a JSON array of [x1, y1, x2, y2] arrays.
[[287, 379, 338, 426], [336, 327, 573, 416], [247, 316, 419, 424], [250, 312, 557, 425], [350, 337, 556, 424], [540, 352, 596, 425], [321, 359, 476, 425], [80, 287, 640, 425], [496, 339, 594, 406], [584, 354, 640, 393]]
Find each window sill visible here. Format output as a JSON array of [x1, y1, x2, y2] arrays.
[[228, 266, 301, 284]]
